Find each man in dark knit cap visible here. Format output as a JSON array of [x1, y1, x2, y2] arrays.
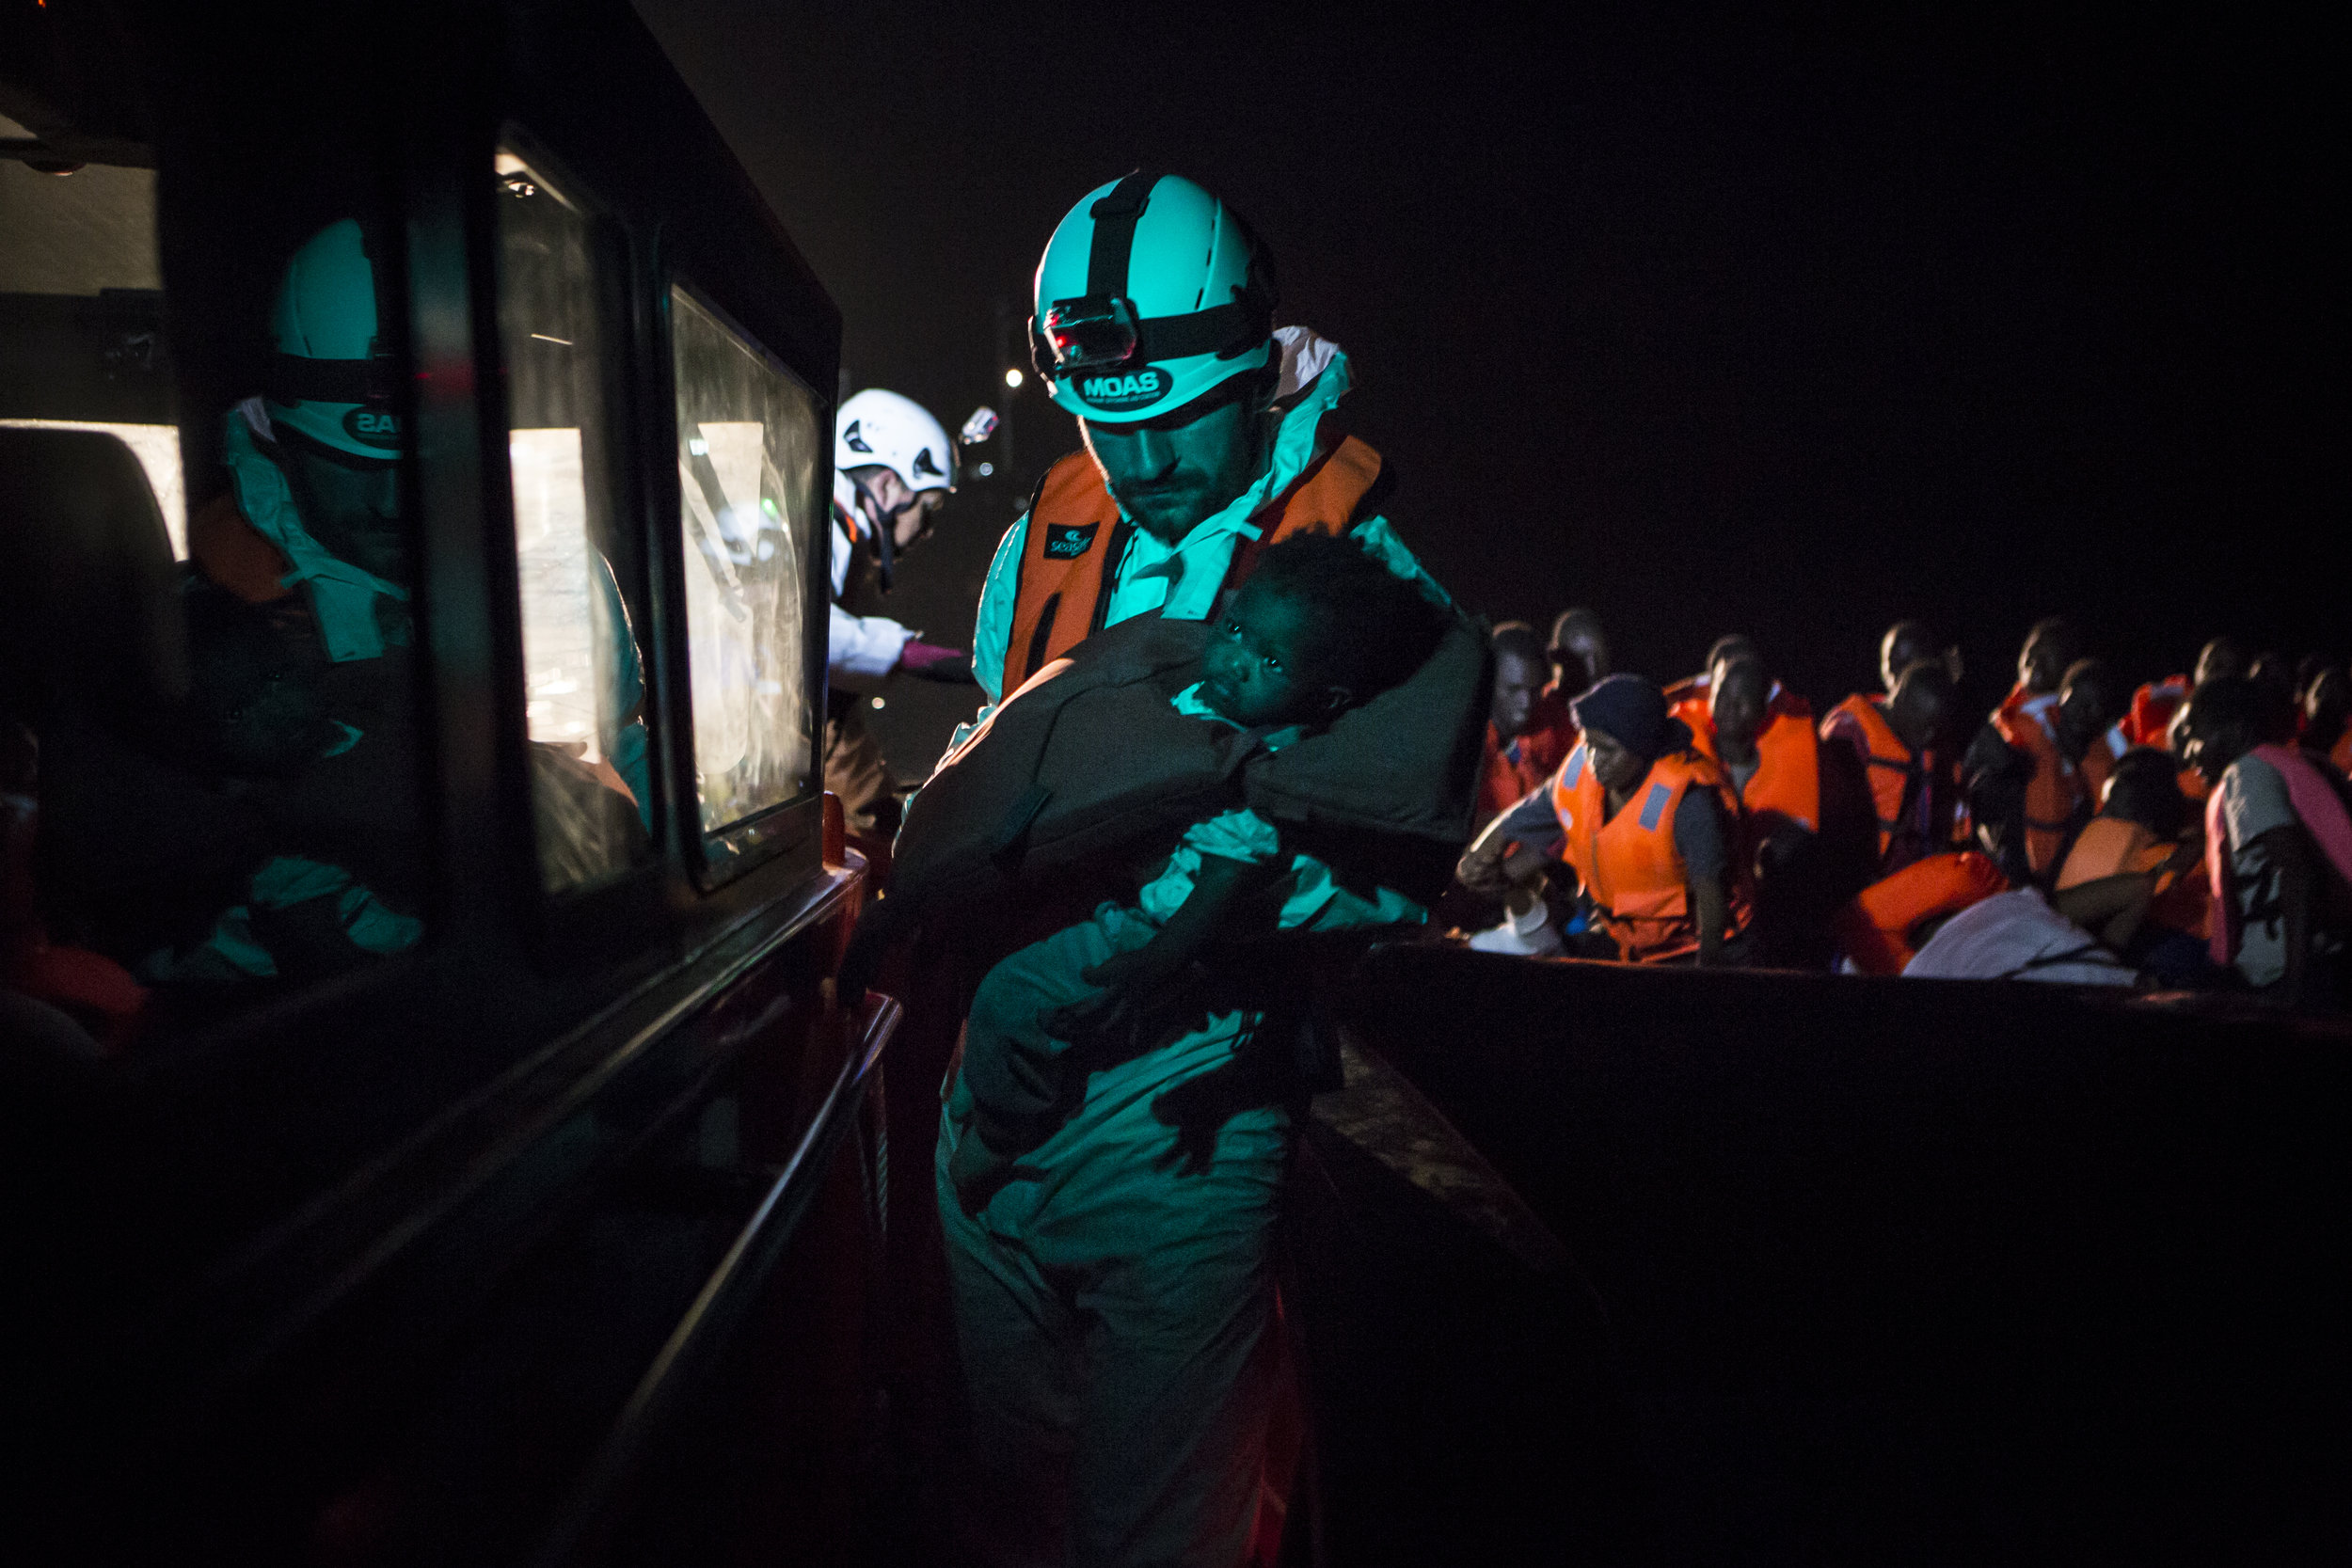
[[1459, 673, 1750, 965]]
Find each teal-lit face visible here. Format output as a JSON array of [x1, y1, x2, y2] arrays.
[[278, 430, 406, 583], [1081, 380, 1265, 545], [1200, 581, 1342, 728]]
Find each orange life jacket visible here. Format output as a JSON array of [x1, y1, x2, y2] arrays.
[[2122, 675, 2189, 750], [1687, 702, 1820, 840], [1835, 848, 2008, 974], [999, 436, 1385, 697], [1477, 721, 1552, 823], [1549, 741, 1750, 961], [1991, 685, 2083, 879], [1824, 695, 1920, 860]]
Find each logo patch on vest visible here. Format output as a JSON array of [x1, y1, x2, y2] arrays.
[[342, 405, 403, 451], [1042, 522, 1099, 560], [1073, 366, 1170, 411]]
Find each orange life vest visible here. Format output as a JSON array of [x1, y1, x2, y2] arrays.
[[1835, 848, 2008, 974], [1991, 685, 2083, 879], [1477, 721, 1552, 823], [1518, 686, 1580, 779], [1687, 701, 1820, 840], [1823, 695, 1920, 860], [999, 436, 1385, 697], [1549, 741, 1750, 961], [2326, 730, 2352, 783], [2122, 675, 2189, 750]]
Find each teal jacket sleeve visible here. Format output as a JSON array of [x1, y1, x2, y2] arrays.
[[970, 512, 1030, 707]]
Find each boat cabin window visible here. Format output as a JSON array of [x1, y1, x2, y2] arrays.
[[2, 116, 426, 1053], [667, 285, 821, 868], [494, 143, 653, 894]]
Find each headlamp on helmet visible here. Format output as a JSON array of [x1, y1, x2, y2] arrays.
[[1028, 171, 1277, 423]]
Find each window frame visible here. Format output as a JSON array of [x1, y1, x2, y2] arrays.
[[653, 275, 828, 895], [478, 122, 679, 956]]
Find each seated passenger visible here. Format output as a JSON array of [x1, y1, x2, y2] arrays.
[[2299, 660, 2350, 780], [1963, 616, 2087, 884], [1475, 621, 1554, 828], [73, 219, 435, 998], [1547, 605, 1613, 695], [930, 532, 1454, 1566], [1461, 673, 1749, 966], [2050, 747, 2210, 979], [1518, 606, 1606, 773], [2182, 675, 2352, 1007], [2058, 657, 2131, 806], [1821, 658, 2007, 974], [1822, 658, 1965, 873], [1662, 632, 1758, 715], [1692, 653, 1859, 966], [1878, 618, 1955, 696]]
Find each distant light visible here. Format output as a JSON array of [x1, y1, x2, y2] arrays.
[[1003, 368, 1024, 388], [976, 462, 994, 477], [871, 697, 886, 710]]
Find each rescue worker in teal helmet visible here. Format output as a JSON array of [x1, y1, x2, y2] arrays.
[[956, 169, 1446, 742], [932, 172, 1454, 1567], [136, 217, 429, 990]]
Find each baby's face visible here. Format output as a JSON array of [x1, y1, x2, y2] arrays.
[[1200, 582, 1339, 728]]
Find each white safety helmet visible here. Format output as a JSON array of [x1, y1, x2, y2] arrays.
[[835, 388, 955, 495], [1029, 170, 1276, 424]]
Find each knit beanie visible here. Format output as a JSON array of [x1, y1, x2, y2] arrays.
[[1571, 673, 1674, 761]]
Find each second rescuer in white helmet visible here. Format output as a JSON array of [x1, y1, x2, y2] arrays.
[[825, 388, 973, 838]]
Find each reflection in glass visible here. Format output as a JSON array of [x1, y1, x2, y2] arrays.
[[495, 147, 651, 893], [668, 287, 817, 836]]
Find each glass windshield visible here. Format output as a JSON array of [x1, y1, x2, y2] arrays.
[[668, 286, 818, 837]]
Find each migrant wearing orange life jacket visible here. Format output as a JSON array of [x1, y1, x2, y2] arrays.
[[1477, 722, 1553, 825], [1518, 684, 1580, 779], [1549, 739, 1752, 961], [1820, 694, 1958, 867], [2122, 675, 2190, 749], [1835, 849, 2009, 974], [1686, 695, 1821, 844], [1991, 685, 2086, 879], [997, 437, 1386, 697]]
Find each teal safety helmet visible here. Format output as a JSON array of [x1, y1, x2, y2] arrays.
[[1029, 171, 1276, 424], [263, 218, 403, 460]]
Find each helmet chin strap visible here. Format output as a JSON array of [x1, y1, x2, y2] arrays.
[[850, 475, 900, 593]]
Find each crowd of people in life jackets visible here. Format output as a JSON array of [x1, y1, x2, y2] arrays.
[[1454, 611, 2352, 1010]]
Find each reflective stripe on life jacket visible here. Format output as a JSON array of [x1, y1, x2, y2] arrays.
[[1000, 435, 1385, 696], [1992, 686, 2083, 879], [1549, 741, 1749, 961]]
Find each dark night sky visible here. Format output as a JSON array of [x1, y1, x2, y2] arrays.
[[633, 1, 2344, 767]]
